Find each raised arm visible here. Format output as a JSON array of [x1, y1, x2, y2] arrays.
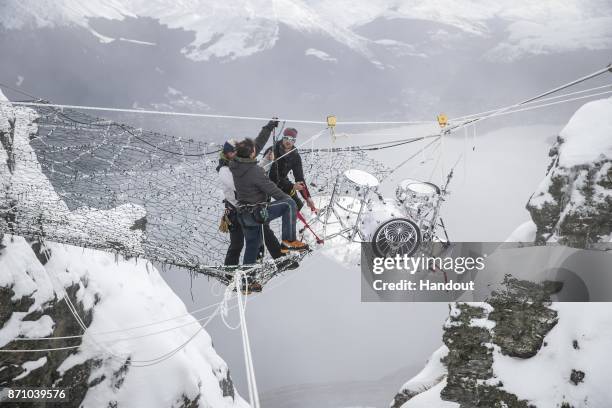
[[254, 119, 279, 155]]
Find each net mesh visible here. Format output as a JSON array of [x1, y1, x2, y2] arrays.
[[0, 103, 389, 278]]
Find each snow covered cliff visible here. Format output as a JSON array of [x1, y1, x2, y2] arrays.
[[0, 91, 247, 407], [526, 97, 612, 247], [390, 98, 612, 408]]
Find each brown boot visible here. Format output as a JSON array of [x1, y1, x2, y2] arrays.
[[281, 240, 309, 252]]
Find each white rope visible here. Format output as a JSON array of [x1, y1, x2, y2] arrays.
[[235, 274, 253, 406], [3, 261, 305, 353], [24, 254, 224, 366], [234, 271, 261, 408], [411, 87, 612, 164], [262, 128, 327, 170], [15, 299, 227, 341], [446, 65, 612, 132], [3, 101, 326, 124], [1, 64, 610, 134], [2, 100, 432, 126], [389, 136, 441, 174], [463, 126, 468, 184], [450, 82, 612, 122], [0, 345, 82, 353], [0, 284, 255, 354], [334, 120, 434, 125], [475, 89, 612, 121], [42, 265, 133, 363], [440, 131, 446, 186], [220, 290, 243, 331]]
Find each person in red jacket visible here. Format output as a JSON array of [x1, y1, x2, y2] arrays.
[[268, 127, 317, 213]]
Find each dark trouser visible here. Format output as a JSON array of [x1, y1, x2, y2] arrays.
[[224, 207, 282, 266], [241, 198, 297, 264], [279, 180, 304, 211], [224, 209, 245, 266]]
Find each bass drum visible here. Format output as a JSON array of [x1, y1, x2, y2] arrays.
[[371, 218, 422, 258]]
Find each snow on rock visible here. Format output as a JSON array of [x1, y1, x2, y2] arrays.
[[304, 48, 337, 62], [394, 295, 612, 407], [0, 234, 247, 407], [0, 103, 146, 255], [12, 357, 47, 381], [491, 302, 612, 408], [526, 96, 612, 247], [0, 89, 12, 135], [391, 280, 562, 407], [557, 97, 612, 167], [505, 220, 537, 243], [389, 346, 450, 408], [0, 102, 247, 407], [394, 98, 612, 407], [400, 379, 458, 408]]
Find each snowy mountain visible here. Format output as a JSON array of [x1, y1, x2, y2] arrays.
[[0, 90, 246, 407], [2, 0, 611, 62], [1, 1, 610, 134], [390, 98, 612, 407]]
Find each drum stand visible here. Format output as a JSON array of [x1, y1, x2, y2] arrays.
[[319, 175, 372, 242]]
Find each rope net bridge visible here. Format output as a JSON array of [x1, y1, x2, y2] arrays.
[[0, 102, 389, 282]]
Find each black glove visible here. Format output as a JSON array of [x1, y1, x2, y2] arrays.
[[267, 118, 279, 129]]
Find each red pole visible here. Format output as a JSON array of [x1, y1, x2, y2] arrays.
[[296, 212, 324, 244]]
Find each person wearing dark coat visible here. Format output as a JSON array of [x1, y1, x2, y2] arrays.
[[268, 127, 317, 213], [215, 123, 287, 266], [230, 136, 308, 265]]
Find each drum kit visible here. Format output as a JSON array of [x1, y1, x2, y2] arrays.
[[314, 168, 448, 257]]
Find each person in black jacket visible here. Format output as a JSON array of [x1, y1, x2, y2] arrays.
[[230, 138, 308, 265], [216, 125, 293, 267], [269, 127, 317, 213]]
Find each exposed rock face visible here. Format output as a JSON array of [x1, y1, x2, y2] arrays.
[[487, 277, 560, 359], [569, 370, 585, 386], [527, 98, 612, 247], [392, 98, 612, 408], [440, 277, 558, 408], [390, 277, 560, 408], [0, 272, 102, 405]]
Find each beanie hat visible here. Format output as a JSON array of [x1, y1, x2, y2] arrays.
[[223, 139, 237, 153], [283, 128, 298, 138]]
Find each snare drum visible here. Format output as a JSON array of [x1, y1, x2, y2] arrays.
[[334, 169, 379, 214], [396, 179, 440, 202], [407, 182, 439, 198], [399, 181, 440, 220], [343, 169, 379, 188]]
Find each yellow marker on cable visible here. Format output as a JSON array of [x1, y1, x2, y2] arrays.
[[327, 115, 337, 140], [437, 113, 448, 128], [327, 115, 337, 127]]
